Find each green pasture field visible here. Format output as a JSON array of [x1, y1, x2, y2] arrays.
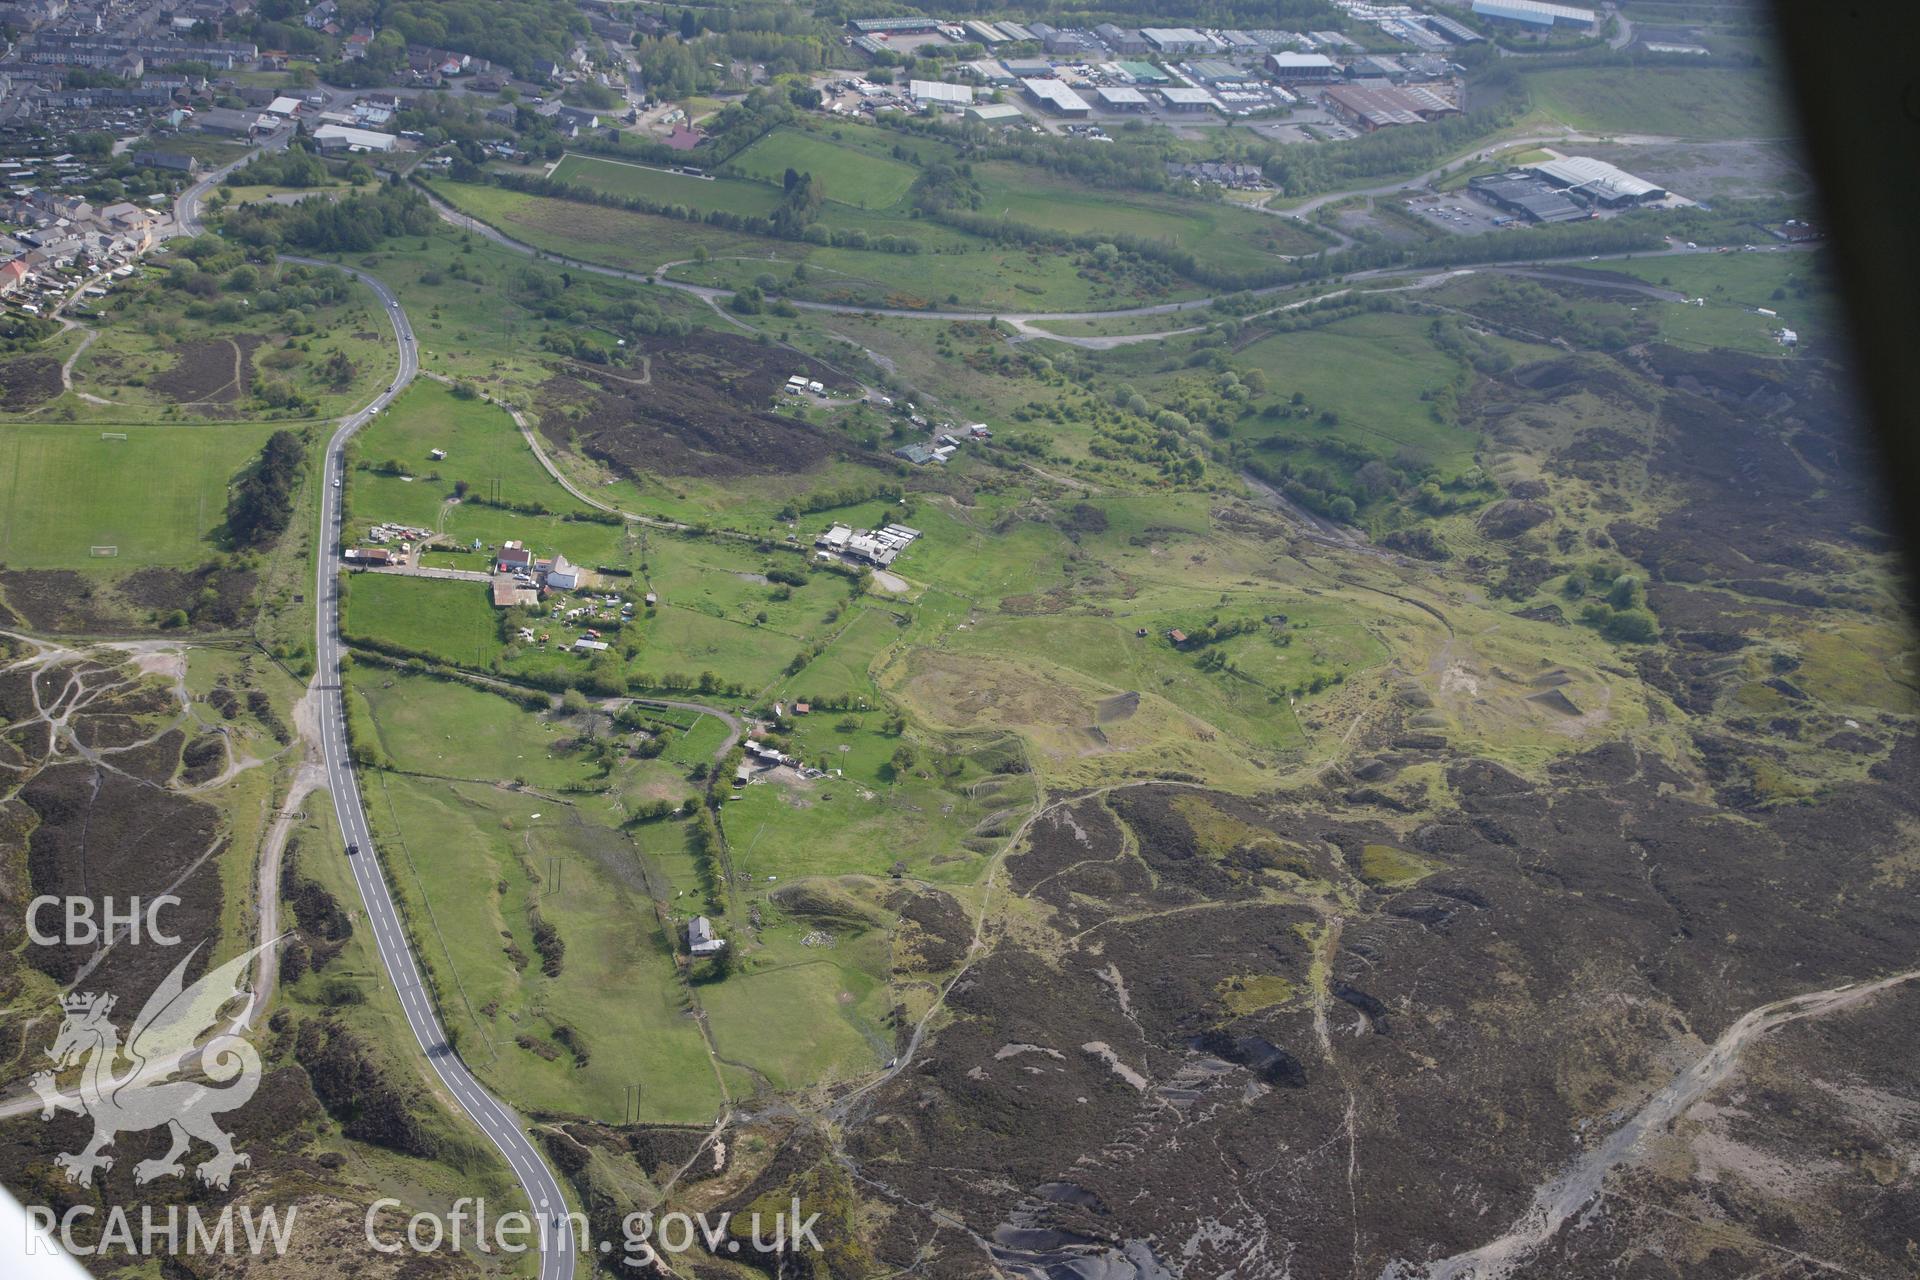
[[1600, 251, 1836, 352], [1213, 312, 1479, 473], [0, 423, 277, 569], [359, 669, 587, 790], [363, 772, 725, 1124], [343, 572, 501, 665], [351, 379, 567, 515], [433, 177, 1214, 313], [773, 604, 901, 705], [671, 238, 1209, 313], [560, 454, 891, 532], [549, 153, 783, 217], [424, 180, 774, 272], [698, 955, 886, 1091], [973, 163, 1326, 268], [640, 605, 803, 692], [272, 790, 531, 1216], [720, 759, 1004, 884], [870, 496, 1074, 601], [1520, 66, 1788, 140], [637, 534, 852, 633], [542, 152, 978, 256], [725, 129, 919, 208], [1646, 298, 1795, 355]]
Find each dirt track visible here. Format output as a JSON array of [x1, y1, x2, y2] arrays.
[[1384, 969, 1920, 1280]]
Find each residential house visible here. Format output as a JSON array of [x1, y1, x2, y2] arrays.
[[687, 917, 726, 955], [545, 552, 581, 590]]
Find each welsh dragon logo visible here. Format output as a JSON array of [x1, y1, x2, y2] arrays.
[[31, 939, 279, 1190]]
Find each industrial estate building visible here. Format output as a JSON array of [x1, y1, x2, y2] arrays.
[[1160, 86, 1220, 113], [1471, 0, 1598, 28], [1095, 85, 1149, 111], [1022, 77, 1090, 115], [1140, 27, 1213, 54], [1467, 171, 1588, 223], [1266, 51, 1340, 81], [909, 79, 973, 109], [1527, 155, 1668, 206], [1321, 83, 1460, 131]]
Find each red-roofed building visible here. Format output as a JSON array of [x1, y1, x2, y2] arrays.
[[0, 259, 29, 293]]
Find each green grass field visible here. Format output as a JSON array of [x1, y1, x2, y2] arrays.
[[344, 572, 501, 664], [360, 669, 587, 789], [1224, 313, 1481, 472], [364, 772, 725, 1124], [550, 153, 783, 217], [974, 163, 1326, 270], [725, 129, 919, 208], [432, 177, 1211, 312], [352, 379, 568, 517], [698, 958, 885, 1090], [424, 180, 775, 272], [772, 605, 900, 705], [272, 790, 530, 1211], [0, 423, 277, 568], [1522, 66, 1788, 140]]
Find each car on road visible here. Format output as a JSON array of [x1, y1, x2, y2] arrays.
[[346, 843, 359, 856], [333, 477, 341, 487]]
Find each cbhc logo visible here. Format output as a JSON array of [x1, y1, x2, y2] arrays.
[[26, 896, 183, 947]]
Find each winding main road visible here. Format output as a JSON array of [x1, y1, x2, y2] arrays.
[[172, 134, 579, 1280], [298, 263, 579, 1280]]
